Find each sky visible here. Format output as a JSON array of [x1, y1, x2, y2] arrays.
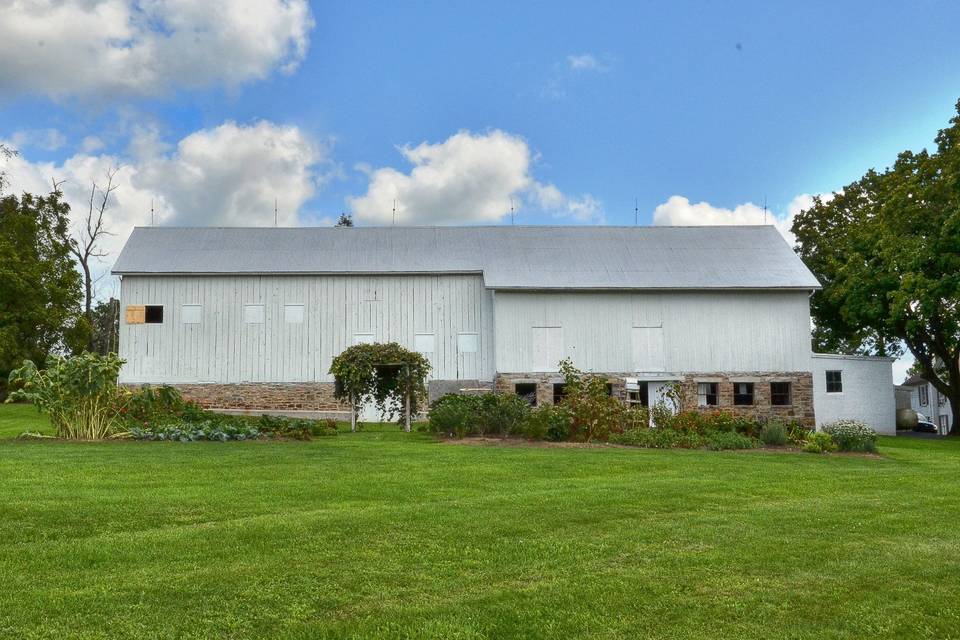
[[2, 0, 959, 382]]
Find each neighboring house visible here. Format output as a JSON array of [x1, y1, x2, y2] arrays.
[[902, 375, 954, 434], [111, 225, 895, 433]]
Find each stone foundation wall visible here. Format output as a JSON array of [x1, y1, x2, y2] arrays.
[[495, 371, 815, 426], [122, 382, 348, 412]]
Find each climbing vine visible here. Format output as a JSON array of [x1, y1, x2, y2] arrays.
[[329, 342, 431, 420]]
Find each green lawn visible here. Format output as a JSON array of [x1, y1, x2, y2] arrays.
[[1, 406, 959, 639]]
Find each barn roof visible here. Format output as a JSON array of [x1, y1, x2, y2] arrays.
[[112, 225, 820, 290]]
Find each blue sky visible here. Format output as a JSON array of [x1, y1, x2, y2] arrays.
[[1, 0, 959, 379]]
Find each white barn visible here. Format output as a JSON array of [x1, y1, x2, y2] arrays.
[[112, 225, 895, 433]]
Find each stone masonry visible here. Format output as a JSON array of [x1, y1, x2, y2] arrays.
[[123, 382, 349, 413], [496, 371, 816, 426]]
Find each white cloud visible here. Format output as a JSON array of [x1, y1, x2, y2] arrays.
[[652, 193, 832, 246], [0, 0, 313, 98], [567, 54, 609, 72], [1, 120, 325, 280], [10, 128, 67, 151], [347, 129, 602, 225]]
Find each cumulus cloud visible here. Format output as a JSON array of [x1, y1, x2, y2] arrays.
[[347, 129, 602, 225], [652, 194, 832, 246], [0, 0, 313, 98], [1, 120, 326, 267]]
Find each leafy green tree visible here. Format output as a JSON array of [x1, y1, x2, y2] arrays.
[[0, 191, 86, 393], [792, 100, 960, 434], [335, 213, 354, 227], [90, 297, 120, 355]]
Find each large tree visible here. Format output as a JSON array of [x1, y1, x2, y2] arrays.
[[793, 100, 960, 434], [0, 191, 86, 393]]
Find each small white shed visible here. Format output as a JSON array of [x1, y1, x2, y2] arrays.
[[811, 353, 896, 435]]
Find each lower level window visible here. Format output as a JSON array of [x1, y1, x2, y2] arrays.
[[553, 383, 567, 405], [515, 383, 537, 406], [733, 382, 754, 406], [770, 381, 791, 406], [697, 382, 718, 406], [939, 415, 949, 432]]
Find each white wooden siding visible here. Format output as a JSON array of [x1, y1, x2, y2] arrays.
[[119, 274, 494, 384], [531, 327, 563, 372], [494, 290, 813, 373]]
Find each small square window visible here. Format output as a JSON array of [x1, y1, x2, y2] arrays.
[[733, 382, 754, 406], [770, 382, 791, 406], [181, 304, 201, 324], [553, 383, 567, 405], [457, 332, 478, 353], [414, 333, 435, 354], [144, 305, 163, 324], [826, 370, 843, 394], [284, 304, 304, 324], [353, 333, 374, 345], [515, 383, 537, 407], [697, 382, 718, 406], [243, 304, 264, 324]]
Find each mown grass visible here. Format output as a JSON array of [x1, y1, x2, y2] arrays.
[[1, 404, 958, 639]]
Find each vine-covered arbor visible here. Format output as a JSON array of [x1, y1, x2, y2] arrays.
[[328, 343, 431, 432]]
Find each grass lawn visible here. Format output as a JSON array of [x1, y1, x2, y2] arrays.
[[1, 406, 959, 639]]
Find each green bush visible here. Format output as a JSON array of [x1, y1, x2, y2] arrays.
[[707, 430, 760, 450], [522, 404, 571, 441], [122, 384, 185, 425], [610, 428, 706, 449], [557, 359, 626, 442], [802, 431, 837, 453], [6, 353, 125, 439], [760, 420, 788, 446], [822, 419, 878, 452], [787, 421, 813, 446], [476, 393, 531, 436], [428, 394, 480, 438]]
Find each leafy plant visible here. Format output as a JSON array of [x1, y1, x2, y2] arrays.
[[130, 420, 260, 442], [6, 353, 124, 439], [610, 428, 706, 449], [760, 420, 788, 446], [522, 404, 571, 441], [557, 359, 625, 442], [707, 431, 760, 451], [802, 431, 837, 453], [476, 393, 531, 436], [329, 342, 431, 421], [428, 393, 480, 438], [822, 419, 878, 452]]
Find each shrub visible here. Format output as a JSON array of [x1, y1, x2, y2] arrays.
[[760, 420, 788, 446], [668, 410, 708, 434], [707, 430, 760, 451], [314, 418, 339, 437], [6, 353, 125, 439], [786, 421, 813, 446], [611, 428, 706, 449], [428, 394, 480, 438], [122, 384, 185, 425], [258, 415, 316, 440], [130, 420, 259, 442], [557, 359, 626, 442], [476, 393, 531, 436], [802, 431, 837, 453], [822, 419, 878, 452], [522, 404, 571, 441]]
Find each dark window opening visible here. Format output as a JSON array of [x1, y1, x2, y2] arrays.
[[627, 382, 649, 407], [698, 382, 718, 406], [145, 305, 164, 324], [552, 383, 567, 405], [515, 383, 538, 407], [919, 385, 928, 406], [826, 370, 843, 394], [770, 382, 791, 406], [733, 382, 754, 406]]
